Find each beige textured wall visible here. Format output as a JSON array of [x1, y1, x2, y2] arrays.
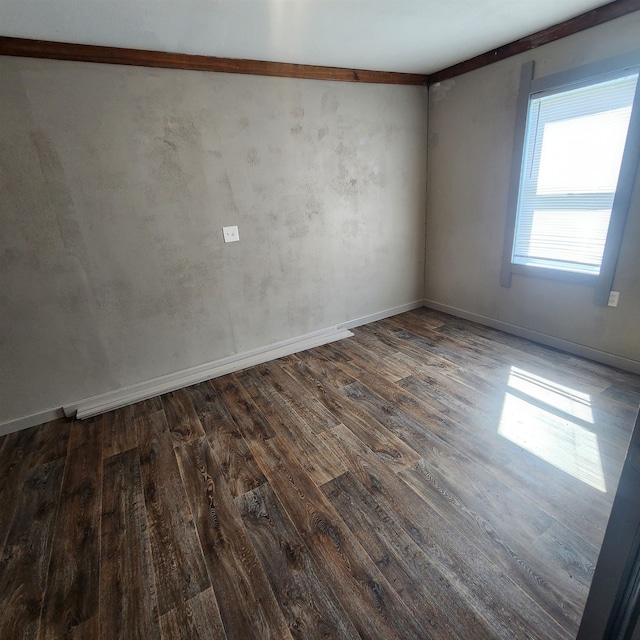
[[425, 13, 640, 367], [0, 57, 428, 425]]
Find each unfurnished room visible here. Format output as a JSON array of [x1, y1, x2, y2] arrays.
[[1, 1, 640, 638]]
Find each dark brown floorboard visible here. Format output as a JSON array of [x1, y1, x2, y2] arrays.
[[0, 308, 636, 639], [0, 426, 39, 556], [236, 483, 361, 640], [135, 410, 209, 616], [175, 435, 290, 639], [38, 420, 103, 639], [0, 458, 65, 639], [159, 588, 227, 640], [100, 448, 161, 640]]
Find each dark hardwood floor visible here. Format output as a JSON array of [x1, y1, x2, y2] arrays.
[[1, 308, 639, 639]]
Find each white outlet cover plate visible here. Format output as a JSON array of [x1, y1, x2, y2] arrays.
[[223, 225, 240, 243], [608, 291, 620, 307]]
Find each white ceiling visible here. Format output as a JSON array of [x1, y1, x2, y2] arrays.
[[0, 0, 614, 74]]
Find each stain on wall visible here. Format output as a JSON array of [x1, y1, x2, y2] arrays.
[[0, 57, 428, 424]]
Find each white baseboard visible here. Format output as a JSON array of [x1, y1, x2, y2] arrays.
[[0, 408, 65, 438], [63, 325, 353, 420], [337, 300, 425, 330], [423, 299, 640, 375]]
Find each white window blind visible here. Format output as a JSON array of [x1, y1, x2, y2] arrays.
[[512, 72, 639, 275]]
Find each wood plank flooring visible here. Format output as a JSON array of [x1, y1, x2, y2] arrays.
[[1, 308, 639, 639]]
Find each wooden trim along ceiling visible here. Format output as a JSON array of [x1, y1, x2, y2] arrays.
[[429, 0, 640, 85], [1, 0, 638, 86], [0, 36, 427, 85]]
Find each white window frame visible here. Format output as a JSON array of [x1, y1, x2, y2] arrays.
[[501, 53, 640, 305]]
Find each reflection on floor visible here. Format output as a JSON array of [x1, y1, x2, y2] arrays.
[[499, 366, 606, 492]]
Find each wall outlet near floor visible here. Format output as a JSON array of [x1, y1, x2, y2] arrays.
[[222, 225, 240, 243], [608, 291, 620, 307]]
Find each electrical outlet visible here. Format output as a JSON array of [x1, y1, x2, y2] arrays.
[[608, 291, 620, 307], [222, 225, 239, 243]]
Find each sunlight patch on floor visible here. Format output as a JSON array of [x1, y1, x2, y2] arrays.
[[499, 367, 606, 492]]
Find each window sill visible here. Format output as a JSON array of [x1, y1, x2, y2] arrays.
[[501, 263, 598, 286]]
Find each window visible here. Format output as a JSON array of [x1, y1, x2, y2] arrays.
[[501, 54, 640, 305]]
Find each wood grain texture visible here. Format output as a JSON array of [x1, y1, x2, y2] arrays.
[[175, 436, 291, 640], [237, 435, 429, 640], [282, 357, 421, 471], [0, 308, 636, 639], [202, 416, 267, 499], [0, 459, 65, 640], [39, 420, 103, 640], [159, 588, 227, 640], [210, 375, 277, 444], [135, 410, 209, 615], [0, 36, 428, 85], [189, 382, 267, 498], [183, 381, 223, 415], [217, 369, 427, 640], [0, 426, 38, 555], [236, 483, 360, 640], [532, 521, 598, 594], [99, 406, 136, 458], [236, 368, 346, 486], [320, 424, 573, 639], [322, 470, 498, 640], [161, 388, 206, 446], [256, 360, 341, 434], [100, 448, 161, 640], [399, 458, 582, 630], [29, 419, 72, 468], [428, 0, 640, 84]]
